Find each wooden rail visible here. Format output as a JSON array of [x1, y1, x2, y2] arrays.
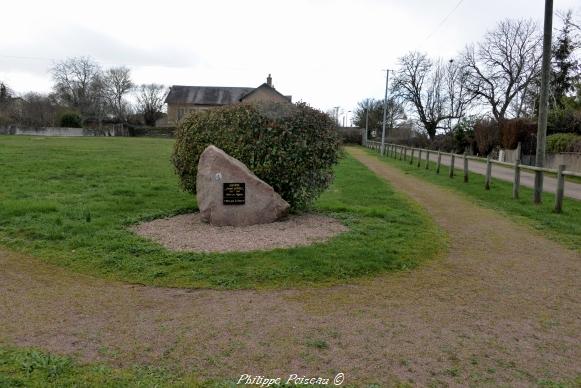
[[365, 141, 578, 213]]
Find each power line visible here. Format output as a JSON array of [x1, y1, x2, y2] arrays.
[[0, 54, 55, 62], [424, 0, 466, 42]]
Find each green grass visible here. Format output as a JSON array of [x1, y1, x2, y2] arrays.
[[0, 136, 445, 289], [2, 345, 578, 388], [0, 345, 222, 387], [1, 345, 384, 388], [364, 147, 581, 253]]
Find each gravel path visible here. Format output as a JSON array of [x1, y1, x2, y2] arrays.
[[132, 213, 347, 253], [1, 146, 579, 386]]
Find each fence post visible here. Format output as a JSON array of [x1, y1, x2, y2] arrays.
[[449, 154, 455, 178], [463, 152, 469, 183], [533, 170, 543, 203], [425, 150, 430, 169], [485, 155, 492, 190], [554, 164, 566, 213], [417, 149, 422, 167], [513, 159, 520, 199], [410, 148, 414, 165], [403, 147, 407, 161], [509, 142, 521, 199], [436, 151, 441, 174], [399, 146, 403, 160]]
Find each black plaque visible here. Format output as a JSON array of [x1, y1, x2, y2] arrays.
[[223, 183, 245, 205]]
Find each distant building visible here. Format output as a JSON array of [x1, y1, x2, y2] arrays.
[[161, 74, 291, 127]]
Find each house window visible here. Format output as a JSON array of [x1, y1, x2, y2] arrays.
[[177, 108, 185, 121]]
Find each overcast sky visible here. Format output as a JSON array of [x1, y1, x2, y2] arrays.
[[1, 0, 580, 121]]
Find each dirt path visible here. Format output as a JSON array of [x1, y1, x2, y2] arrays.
[[1, 147, 580, 386]]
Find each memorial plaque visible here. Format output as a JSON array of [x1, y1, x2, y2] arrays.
[[223, 183, 245, 205]]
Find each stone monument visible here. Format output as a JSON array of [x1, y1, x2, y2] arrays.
[[196, 145, 290, 226]]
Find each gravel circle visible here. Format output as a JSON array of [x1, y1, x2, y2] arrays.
[[132, 213, 348, 253]]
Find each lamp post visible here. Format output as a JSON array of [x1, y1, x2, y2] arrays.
[[380, 69, 392, 155]]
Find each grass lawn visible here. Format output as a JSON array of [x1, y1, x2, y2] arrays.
[[0, 136, 445, 289], [2, 345, 414, 388], [0, 346, 218, 388], [2, 345, 578, 388], [364, 147, 581, 253]]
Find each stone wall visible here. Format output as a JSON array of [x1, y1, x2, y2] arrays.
[[166, 104, 212, 126], [240, 87, 290, 105], [0, 126, 129, 137], [502, 148, 581, 172]]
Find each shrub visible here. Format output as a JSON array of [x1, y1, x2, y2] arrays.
[[450, 117, 476, 153], [429, 133, 455, 152], [172, 102, 341, 210], [336, 127, 362, 144], [546, 133, 581, 153], [548, 107, 581, 135], [58, 112, 82, 128], [474, 119, 499, 155], [500, 118, 537, 149]]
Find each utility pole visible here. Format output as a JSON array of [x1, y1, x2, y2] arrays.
[[533, 0, 553, 204], [365, 105, 369, 145], [380, 69, 392, 155]]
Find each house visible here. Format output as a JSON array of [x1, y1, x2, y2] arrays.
[[162, 74, 291, 126]]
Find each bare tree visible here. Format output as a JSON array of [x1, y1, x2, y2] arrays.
[[352, 97, 406, 139], [444, 59, 475, 128], [392, 52, 469, 140], [135, 84, 167, 126], [462, 19, 542, 122], [20, 92, 60, 127], [50, 56, 104, 118], [103, 66, 133, 122]]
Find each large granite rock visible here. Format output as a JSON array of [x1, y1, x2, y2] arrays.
[[196, 145, 290, 226]]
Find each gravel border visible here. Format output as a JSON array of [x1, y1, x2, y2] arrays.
[[131, 213, 348, 253]]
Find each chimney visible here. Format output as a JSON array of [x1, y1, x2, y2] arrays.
[[266, 74, 272, 87]]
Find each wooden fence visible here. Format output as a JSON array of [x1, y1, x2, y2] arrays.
[[365, 141, 581, 213]]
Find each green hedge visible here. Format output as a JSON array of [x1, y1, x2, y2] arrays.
[[58, 112, 82, 128], [546, 133, 581, 153], [172, 102, 341, 210]]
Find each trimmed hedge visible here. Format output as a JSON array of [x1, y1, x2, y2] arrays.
[[172, 102, 341, 210]]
